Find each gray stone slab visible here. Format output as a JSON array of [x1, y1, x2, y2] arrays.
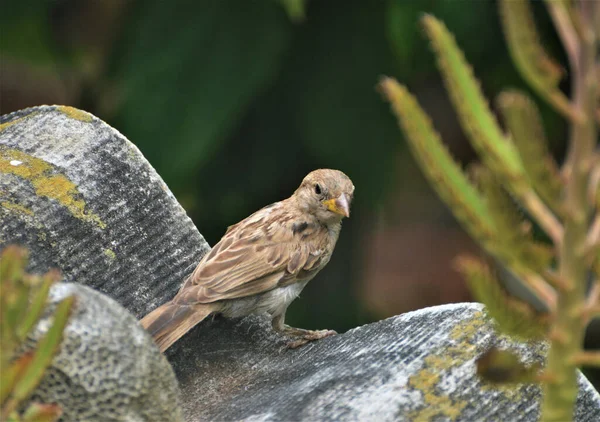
[[168, 303, 600, 421], [0, 106, 209, 318]]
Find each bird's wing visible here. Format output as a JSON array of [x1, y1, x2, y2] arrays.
[[174, 201, 328, 305]]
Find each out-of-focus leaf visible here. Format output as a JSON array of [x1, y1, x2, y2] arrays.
[[499, 0, 578, 122], [277, 0, 306, 22], [380, 77, 557, 311], [0, 246, 29, 351], [111, 0, 292, 188], [289, 0, 399, 204], [387, 0, 499, 80], [500, 0, 563, 85], [455, 255, 550, 340], [12, 296, 74, 402], [1, 353, 33, 405], [17, 272, 58, 341], [21, 403, 62, 422], [385, 1, 422, 78], [0, 245, 28, 282], [497, 90, 562, 212], [477, 346, 542, 384], [1, 247, 69, 420], [420, 15, 565, 246], [420, 15, 528, 193], [3, 286, 28, 351], [378, 77, 495, 241], [472, 165, 554, 274]]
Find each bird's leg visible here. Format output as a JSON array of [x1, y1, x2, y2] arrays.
[[271, 311, 337, 349]]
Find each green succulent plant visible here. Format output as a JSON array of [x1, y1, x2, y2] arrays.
[[379, 1, 599, 421], [0, 246, 74, 422]]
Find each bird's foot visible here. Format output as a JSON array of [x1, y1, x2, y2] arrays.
[[278, 325, 337, 349]]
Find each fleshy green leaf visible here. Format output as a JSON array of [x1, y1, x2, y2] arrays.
[[380, 78, 556, 309], [12, 296, 74, 402], [420, 14, 528, 193], [421, 15, 564, 245], [16, 271, 59, 342], [1, 247, 71, 420], [455, 255, 550, 340], [378, 77, 495, 242], [499, 0, 578, 122], [497, 90, 563, 212], [1, 353, 33, 405], [21, 403, 62, 422], [0, 247, 30, 352], [0, 245, 28, 282], [472, 165, 554, 273]]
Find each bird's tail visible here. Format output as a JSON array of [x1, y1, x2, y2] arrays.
[[140, 301, 216, 352]]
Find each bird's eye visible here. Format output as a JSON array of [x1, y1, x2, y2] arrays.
[[314, 184, 322, 195]]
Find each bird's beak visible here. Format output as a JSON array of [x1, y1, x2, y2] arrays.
[[323, 193, 350, 218]]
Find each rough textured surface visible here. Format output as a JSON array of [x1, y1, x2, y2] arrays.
[[2, 106, 600, 421], [168, 303, 600, 421], [22, 282, 181, 422], [0, 105, 209, 318]]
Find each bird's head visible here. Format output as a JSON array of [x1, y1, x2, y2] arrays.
[[293, 169, 354, 225]]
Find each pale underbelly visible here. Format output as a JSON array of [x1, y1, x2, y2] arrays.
[[220, 280, 310, 319]]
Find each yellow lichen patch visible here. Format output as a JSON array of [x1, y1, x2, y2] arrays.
[[104, 249, 116, 260], [450, 311, 487, 341], [0, 147, 105, 229], [1, 201, 34, 216], [0, 112, 38, 132], [57, 106, 93, 123], [0, 147, 51, 178], [408, 355, 468, 421], [481, 381, 523, 401], [407, 311, 489, 421]]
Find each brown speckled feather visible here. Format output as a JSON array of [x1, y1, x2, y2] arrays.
[[175, 200, 331, 305], [140, 168, 354, 352]]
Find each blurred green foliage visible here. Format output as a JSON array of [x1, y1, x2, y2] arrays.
[[0, 246, 74, 422], [110, 1, 293, 186], [0, 0, 568, 332]]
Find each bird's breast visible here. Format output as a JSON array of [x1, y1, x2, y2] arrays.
[[220, 280, 309, 319], [264, 280, 309, 313]]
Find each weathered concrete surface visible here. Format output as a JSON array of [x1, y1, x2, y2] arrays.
[[21, 282, 182, 421], [2, 106, 600, 421], [168, 303, 600, 421], [0, 105, 209, 318]]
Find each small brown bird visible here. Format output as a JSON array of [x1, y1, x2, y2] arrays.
[[141, 169, 354, 352]]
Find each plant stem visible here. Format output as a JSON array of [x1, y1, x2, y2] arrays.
[[540, 1, 599, 421], [584, 213, 600, 252], [583, 282, 600, 324], [523, 272, 557, 311], [571, 351, 600, 367], [522, 190, 564, 247], [545, 0, 579, 73]]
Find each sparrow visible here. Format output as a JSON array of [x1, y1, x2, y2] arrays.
[[141, 169, 354, 352]]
